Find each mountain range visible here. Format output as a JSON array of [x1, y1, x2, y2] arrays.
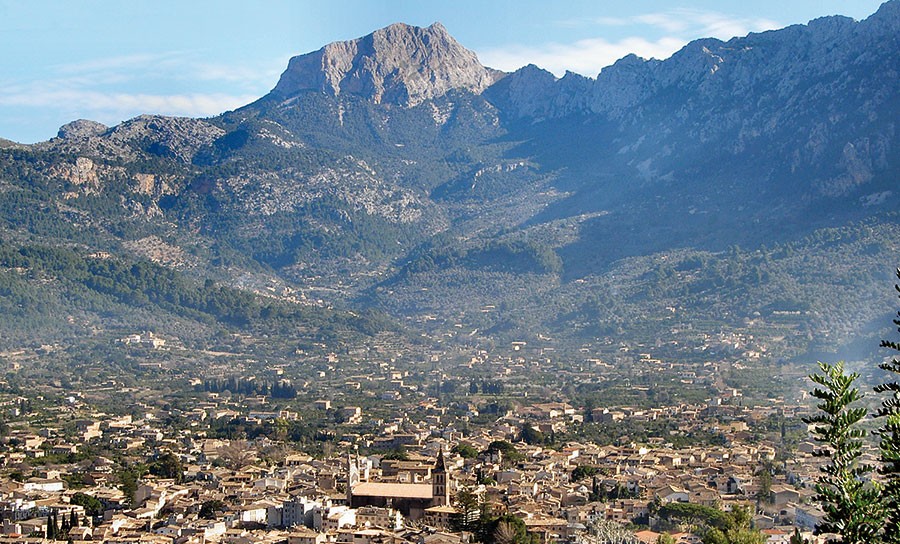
[[0, 2, 898, 363]]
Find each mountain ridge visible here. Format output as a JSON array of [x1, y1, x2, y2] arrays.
[[30, 1, 899, 137], [0, 3, 897, 361], [490, 2, 899, 121]]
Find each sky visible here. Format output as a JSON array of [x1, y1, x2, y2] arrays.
[[0, 0, 888, 144]]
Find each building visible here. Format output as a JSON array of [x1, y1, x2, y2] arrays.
[[349, 450, 452, 520]]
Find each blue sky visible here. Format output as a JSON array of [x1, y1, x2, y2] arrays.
[[0, 0, 887, 143]]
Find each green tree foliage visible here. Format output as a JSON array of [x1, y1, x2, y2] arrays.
[[201, 377, 297, 399], [199, 499, 225, 519], [484, 440, 524, 464], [0, 238, 391, 346], [657, 503, 763, 544], [452, 443, 479, 459], [148, 452, 184, 483], [520, 424, 545, 445], [450, 492, 500, 543], [875, 268, 900, 543], [803, 361, 883, 543], [402, 237, 562, 277], [485, 440, 517, 456], [702, 527, 765, 544], [381, 448, 409, 461], [658, 502, 732, 532], [571, 465, 598, 482], [451, 487, 481, 533], [755, 463, 773, 505], [70, 492, 103, 517], [590, 479, 638, 503], [116, 464, 146, 507], [45, 512, 55, 540], [475, 495, 495, 543], [59, 511, 70, 538]]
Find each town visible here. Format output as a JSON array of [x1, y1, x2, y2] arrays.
[[0, 334, 838, 544]]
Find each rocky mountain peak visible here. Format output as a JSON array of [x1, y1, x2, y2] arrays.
[[105, 115, 225, 163], [861, 0, 900, 42], [57, 119, 108, 140], [43, 115, 225, 165], [271, 22, 501, 106]]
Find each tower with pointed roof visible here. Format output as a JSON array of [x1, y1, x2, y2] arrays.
[[432, 448, 450, 506]]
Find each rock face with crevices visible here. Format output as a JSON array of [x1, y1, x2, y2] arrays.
[[271, 22, 501, 106], [104, 115, 225, 164]]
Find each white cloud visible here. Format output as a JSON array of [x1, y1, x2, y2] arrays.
[[673, 9, 780, 39], [492, 8, 782, 77], [191, 58, 288, 89], [478, 36, 686, 77], [51, 52, 189, 75], [0, 89, 258, 120], [44, 50, 283, 92], [574, 9, 780, 39], [633, 13, 690, 34], [0, 50, 280, 130]]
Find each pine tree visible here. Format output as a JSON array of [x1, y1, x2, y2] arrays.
[[875, 268, 900, 543], [803, 361, 883, 543], [452, 487, 481, 532]]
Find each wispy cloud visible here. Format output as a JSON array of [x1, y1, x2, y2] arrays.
[[0, 90, 259, 120], [479, 36, 685, 77], [662, 9, 780, 39], [0, 50, 282, 137], [51, 52, 191, 75], [559, 9, 779, 38], [483, 8, 781, 77], [192, 59, 288, 88], [46, 50, 284, 91]]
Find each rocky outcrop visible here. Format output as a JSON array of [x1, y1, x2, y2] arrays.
[[484, 65, 593, 120], [105, 115, 225, 163], [272, 22, 501, 106], [57, 119, 108, 140], [132, 172, 178, 198], [42, 115, 224, 166], [49, 157, 101, 188], [0, 138, 27, 149]]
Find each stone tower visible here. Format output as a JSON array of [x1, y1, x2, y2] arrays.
[[347, 451, 360, 503], [432, 448, 450, 506]]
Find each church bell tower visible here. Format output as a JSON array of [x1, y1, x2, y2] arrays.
[[432, 448, 450, 506]]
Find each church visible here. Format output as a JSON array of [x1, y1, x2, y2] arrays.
[[347, 450, 451, 520]]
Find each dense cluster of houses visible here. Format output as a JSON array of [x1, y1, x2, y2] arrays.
[[0, 387, 835, 544]]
